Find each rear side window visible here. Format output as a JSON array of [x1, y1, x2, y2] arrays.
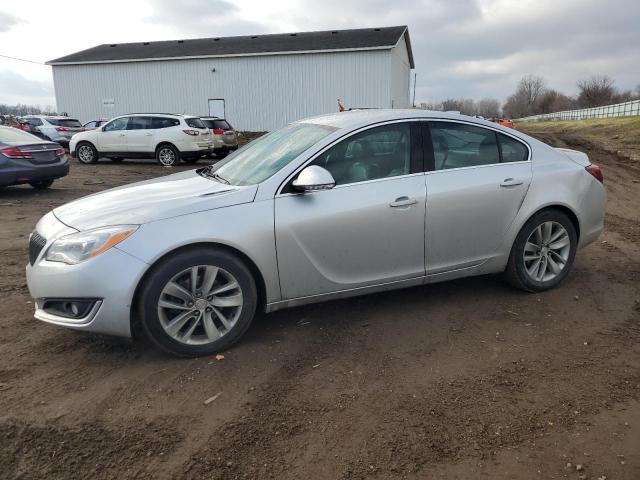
[[185, 117, 206, 129], [203, 119, 231, 130], [126, 116, 152, 130], [27, 118, 43, 126], [429, 122, 500, 170], [498, 133, 528, 162], [151, 117, 180, 129], [47, 118, 82, 128]]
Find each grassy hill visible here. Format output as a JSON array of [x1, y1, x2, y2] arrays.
[[517, 116, 640, 162]]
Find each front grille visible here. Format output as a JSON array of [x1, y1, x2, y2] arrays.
[[29, 231, 47, 265]]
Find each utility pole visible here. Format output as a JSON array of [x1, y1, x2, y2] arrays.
[[412, 73, 417, 108]]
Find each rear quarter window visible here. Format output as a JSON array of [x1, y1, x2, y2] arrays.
[[498, 133, 529, 162], [185, 118, 206, 129], [151, 117, 180, 129]]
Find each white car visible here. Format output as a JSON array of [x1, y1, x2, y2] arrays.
[[69, 114, 217, 166], [21, 115, 85, 147]]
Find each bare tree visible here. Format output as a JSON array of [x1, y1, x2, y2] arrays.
[[502, 74, 547, 118], [476, 98, 500, 117], [577, 75, 615, 108]]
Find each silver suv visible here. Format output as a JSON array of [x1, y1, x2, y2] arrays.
[[21, 116, 84, 147]]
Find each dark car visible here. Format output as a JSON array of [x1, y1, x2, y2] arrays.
[[0, 126, 69, 189]]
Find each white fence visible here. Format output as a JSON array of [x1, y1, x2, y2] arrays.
[[517, 99, 640, 122]]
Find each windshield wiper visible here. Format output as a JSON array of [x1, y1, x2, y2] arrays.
[[199, 165, 231, 185]]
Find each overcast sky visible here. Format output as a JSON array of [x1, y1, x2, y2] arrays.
[[1, 0, 638, 109]]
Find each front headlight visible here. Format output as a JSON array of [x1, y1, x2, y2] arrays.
[[45, 225, 138, 265]]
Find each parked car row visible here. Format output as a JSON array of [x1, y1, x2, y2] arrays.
[[70, 113, 238, 167], [1, 113, 239, 168]]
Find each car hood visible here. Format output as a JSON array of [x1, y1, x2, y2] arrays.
[[53, 169, 257, 230]]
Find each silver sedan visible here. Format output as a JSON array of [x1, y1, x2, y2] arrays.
[[26, 110, 606, 356]]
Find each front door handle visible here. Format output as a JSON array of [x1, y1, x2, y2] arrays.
[[390, 196, 418, 208], [145, 132, 153, 136], [500, 178, 523, 187]]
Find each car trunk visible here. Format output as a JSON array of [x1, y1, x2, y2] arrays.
[[15, 143, 63, 164]]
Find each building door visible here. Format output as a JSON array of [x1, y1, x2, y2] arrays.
[[208, 99, 225, 118]]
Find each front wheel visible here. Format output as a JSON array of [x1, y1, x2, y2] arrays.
[[76, 142, 98, 164], [505, 210, 577, 292], [138, 248, 258, 357]]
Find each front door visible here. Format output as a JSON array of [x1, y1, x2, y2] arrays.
[[97, 117, 129, 152], [125, 116, 154, 153], [275, 122, 426, 300], [424, 121, 532, 274]]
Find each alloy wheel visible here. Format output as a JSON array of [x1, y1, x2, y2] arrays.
[[158, 148, 176, 166], [157, 265, 243, 345], [523, 221, 571, 282], [77, 145, 94, 163]]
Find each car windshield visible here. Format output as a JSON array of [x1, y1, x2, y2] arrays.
[[203, 119, 232, 130], [47, 118, 83, 128], [209, 123, 337, 186], [0, 127, 42, 143]]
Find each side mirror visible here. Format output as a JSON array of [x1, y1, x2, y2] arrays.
[[292, 165, 336, 192]]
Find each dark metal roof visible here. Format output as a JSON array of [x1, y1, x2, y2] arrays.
[[48, 26, 414, 68]]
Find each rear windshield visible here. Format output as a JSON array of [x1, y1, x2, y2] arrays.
[[47, 118, 82, 128], [185, 117, 206, 129], [0, 127, 44, 143], [202, 119, 232, 130]]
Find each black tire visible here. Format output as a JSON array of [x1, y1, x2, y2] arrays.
[[505, 209, 577, 292], [138, 247, 258, 357], [182, 156, 200, 164], [76, 142, 99, 164], [156, 144, 180, 166], [29, 179, 54, 189], [110, 157, 124, 163]]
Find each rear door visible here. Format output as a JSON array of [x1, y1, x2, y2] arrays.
[[424, 121, 532, 274], [97, 117, 129, 152], [125, 116, 154, 153]]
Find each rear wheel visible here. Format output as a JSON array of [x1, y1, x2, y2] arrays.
[[505, 209, 577, 292], [156, 144, 180, 166], [138, 248, 258, 357], [77, 142, 98, 164], [29, 179, 54, 189]]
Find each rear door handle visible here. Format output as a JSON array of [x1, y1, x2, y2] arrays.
[[390, 196, 418, 208], [500, 178, 523, 187]]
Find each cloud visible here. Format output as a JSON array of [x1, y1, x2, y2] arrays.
[[0, 69, 55, 107], [144, 0, 275, 37], [0, 11, 22, 32]]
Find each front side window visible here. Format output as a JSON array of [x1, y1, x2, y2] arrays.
[[430, 122, 500, 170], [312, 123, 411, 185], [84, 121, 96, 128], [126, 116, 152, 130], [103, 117, 128, 132], [498, 133, 529, 162], [212, 123, 336, 186]]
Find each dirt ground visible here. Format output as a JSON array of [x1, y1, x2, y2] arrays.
[[1, 127, 639, 480]]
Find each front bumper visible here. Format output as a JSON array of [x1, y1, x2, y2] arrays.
[[26, 219, 149, 338], [0, 157, 69, 187]]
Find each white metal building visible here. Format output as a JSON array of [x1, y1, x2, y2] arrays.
[[47, 26, 414, 131]]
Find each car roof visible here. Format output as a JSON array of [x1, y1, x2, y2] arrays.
[[298, 108, 527, 138]]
